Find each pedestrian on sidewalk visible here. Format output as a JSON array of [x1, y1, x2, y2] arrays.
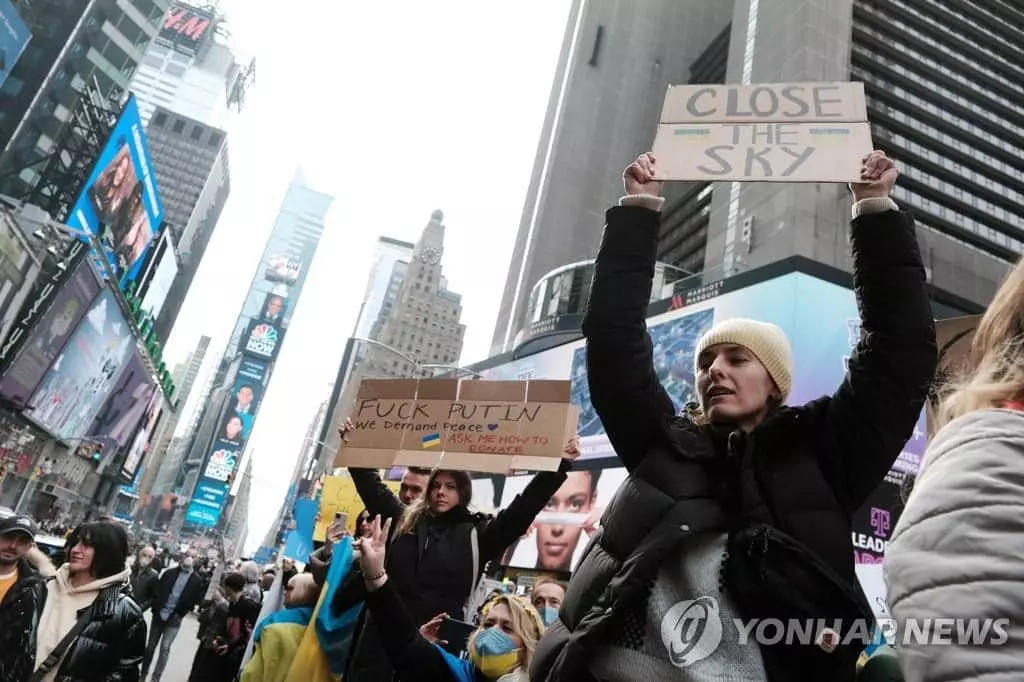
[[885, 254, 1024, 681], [189, 573, 261, 682], [128, 546, 158, 612], [34, 520, 145, 682], [0, 515, 55, 681], [143, 549, 205, 681], [531, 151, 936, 682]]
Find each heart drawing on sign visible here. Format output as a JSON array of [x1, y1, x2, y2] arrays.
[[487, 424, 499, 431]]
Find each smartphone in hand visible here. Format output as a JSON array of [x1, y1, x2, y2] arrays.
[[327, 512, 348, 542]]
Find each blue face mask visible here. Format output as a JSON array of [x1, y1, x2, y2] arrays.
[[471, 626, 522, 678], [540, 606, 559, 627], [474, 626, 518, 656]]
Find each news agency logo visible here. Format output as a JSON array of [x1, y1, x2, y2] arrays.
[[245, 323, 278, 358], [660, 596, 724, 667]]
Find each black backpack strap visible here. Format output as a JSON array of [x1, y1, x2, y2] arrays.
[[29, 603, 94, 682]]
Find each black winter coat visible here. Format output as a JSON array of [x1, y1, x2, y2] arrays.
[[128, 565, 158, 612], [0, 557, 48, 682], [346, 465, 569, 680], [53, 581, 147, 682], [531, 204, 936, 682], [151, 566, 205, 622]]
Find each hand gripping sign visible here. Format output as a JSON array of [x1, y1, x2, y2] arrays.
[[335, 378, 580, 474], [651, 82, 873, 183]]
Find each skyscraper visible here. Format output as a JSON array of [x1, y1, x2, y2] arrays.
[[353, 237, 415, 340], [316, 210, 465, 475], [0, 0, 166, 197], [493, 0, 1019, 355], [142, 106, 231, 343], [182, 172, 333, 530], [129, 2, 250, 128]]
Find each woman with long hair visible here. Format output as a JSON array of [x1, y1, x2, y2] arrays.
[[885, 256, 1024, 680], [355, 515, 543, 682], [340, 419, 579, 681]]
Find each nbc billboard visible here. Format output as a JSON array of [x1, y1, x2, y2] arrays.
[[241, 318, 284, 362], [67, 95, 164, 284]]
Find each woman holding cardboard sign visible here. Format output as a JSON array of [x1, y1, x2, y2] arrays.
[[338, 419, 579, 681], [530, 151, 936, 682]]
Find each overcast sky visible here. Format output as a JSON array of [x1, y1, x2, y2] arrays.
[[159, 1, 571, 552]]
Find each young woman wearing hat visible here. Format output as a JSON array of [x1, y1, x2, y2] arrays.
[[531, 151, 937, 682]]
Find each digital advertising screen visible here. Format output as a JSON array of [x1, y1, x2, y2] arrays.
[[219, 358, 267, 444], [0, 0, 31, 89], [241, 318, 284, 362], [185, 439, 242, 527], [26, 287, 134, 440], [67, 96, 164, 284], [260, 292, 287, 324], [87, 350, 156, 456], [264, 255, 301, 285], [139, 231, 178, 319], [0, 257, 101, 408], [498, 466, 628, 573], [120, 390, 164, 484]]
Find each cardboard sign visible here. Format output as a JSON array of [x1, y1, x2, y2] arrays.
[[335, 378, 580, 474], [313, 474, 400, 542], [927, 315, 982, 438], [652, 82, 872, 183]]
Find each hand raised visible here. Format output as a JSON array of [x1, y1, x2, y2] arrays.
[[354, 514, 391, 578], [563, 435, 581, 461], [851, 151, 898, 201], [338, 417, 355, 441], [419, 613, 450, 645], [623, 152, 663, 197]]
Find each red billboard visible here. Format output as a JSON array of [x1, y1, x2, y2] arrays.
[[160, 3, 215, 52]]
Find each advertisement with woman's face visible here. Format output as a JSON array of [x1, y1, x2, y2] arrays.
[[499, 467, 628, 573]]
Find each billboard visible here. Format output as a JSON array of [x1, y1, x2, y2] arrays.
[[160, 3, 215, 52], [26, 288, 135, 440], [241, 318, 284, 362], [139, 231, 179, 319], [498, 466, 628, 573], [120, 391, 164, 484], [185, 439, 241, 526], [220, 358, 267, 443], [260, 292, 286, 324], [0, 238, 89, 376], [0, 0, 31, 88], [86, 350, 156, 457], [264, 255, 301, 285], [67, 96, 164, 283], [0, 257, 101, 407]]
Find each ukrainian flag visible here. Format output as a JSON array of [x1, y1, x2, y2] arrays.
[[281, 538, 364, 682], [422, 432, 442, 448]]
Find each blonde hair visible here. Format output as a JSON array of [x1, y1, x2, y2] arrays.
[[468, 595, 544, 670], [936, 256, 1024, 430]]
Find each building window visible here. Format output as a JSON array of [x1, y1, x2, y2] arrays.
[[208, 132, 222, 147], [153, 111, 168, 127], [589, 25, 605, 66], [173, 119, 185, 134]]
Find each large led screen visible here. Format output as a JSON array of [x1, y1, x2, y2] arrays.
[[185, 439, 242, 527], [87, 351, 156, 457], [0, 257, 101, 407], [67, 96, 164, 283], [0, 0, 31, 88], [26, 288, 134, 440], [120, 390, 164, 484]]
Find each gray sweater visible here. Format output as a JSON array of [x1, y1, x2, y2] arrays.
[[589, 532, 767, 681], [885, 408, 1024, 681]]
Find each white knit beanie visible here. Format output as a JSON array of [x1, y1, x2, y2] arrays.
[[694, 318, 793, 401]]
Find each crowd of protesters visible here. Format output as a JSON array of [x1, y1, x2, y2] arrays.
[[0, 150, 1019, 682]]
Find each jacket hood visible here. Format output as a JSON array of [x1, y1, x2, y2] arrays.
[[54, 564, 131, 595]]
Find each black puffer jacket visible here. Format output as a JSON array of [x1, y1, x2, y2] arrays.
[[0, 552, 50, 681], [531, 204, 936, 682], [346, 465, 569, 680], [128, 564, 158, 612], [53, 579, 147, 682]]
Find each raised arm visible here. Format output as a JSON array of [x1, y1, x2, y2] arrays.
[[357, 517, 467, 682], [820, 152, 937, 511], [581, 154, 676, 472], [340, 421, 404, 522]]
